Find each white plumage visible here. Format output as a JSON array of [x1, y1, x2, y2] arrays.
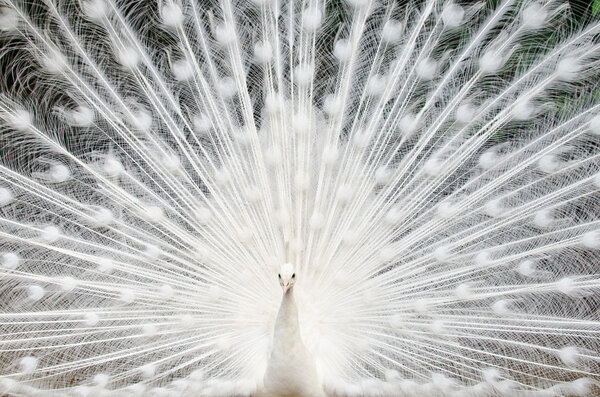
[[0, 0, 599, 396], [259, 264, 325, 397]]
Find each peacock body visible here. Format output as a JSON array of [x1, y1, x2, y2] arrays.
[[0, 0, 599, 395]]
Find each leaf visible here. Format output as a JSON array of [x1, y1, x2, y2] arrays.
[[593, 0, 600, 16]]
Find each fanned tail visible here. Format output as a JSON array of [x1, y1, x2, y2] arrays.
[[0, 0, 599, 396]]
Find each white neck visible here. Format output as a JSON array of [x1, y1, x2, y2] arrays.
[[273, 288, 301, 348], [261, 287, 324, 396]]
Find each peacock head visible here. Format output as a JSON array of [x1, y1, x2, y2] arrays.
[[278, 263, 296, 293]]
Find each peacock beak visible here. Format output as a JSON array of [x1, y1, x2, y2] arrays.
[[283, 283, 290, 293]]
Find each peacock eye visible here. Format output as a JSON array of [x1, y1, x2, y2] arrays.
[[292, 273, 295, 278], [278, 274, 281, 279]]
